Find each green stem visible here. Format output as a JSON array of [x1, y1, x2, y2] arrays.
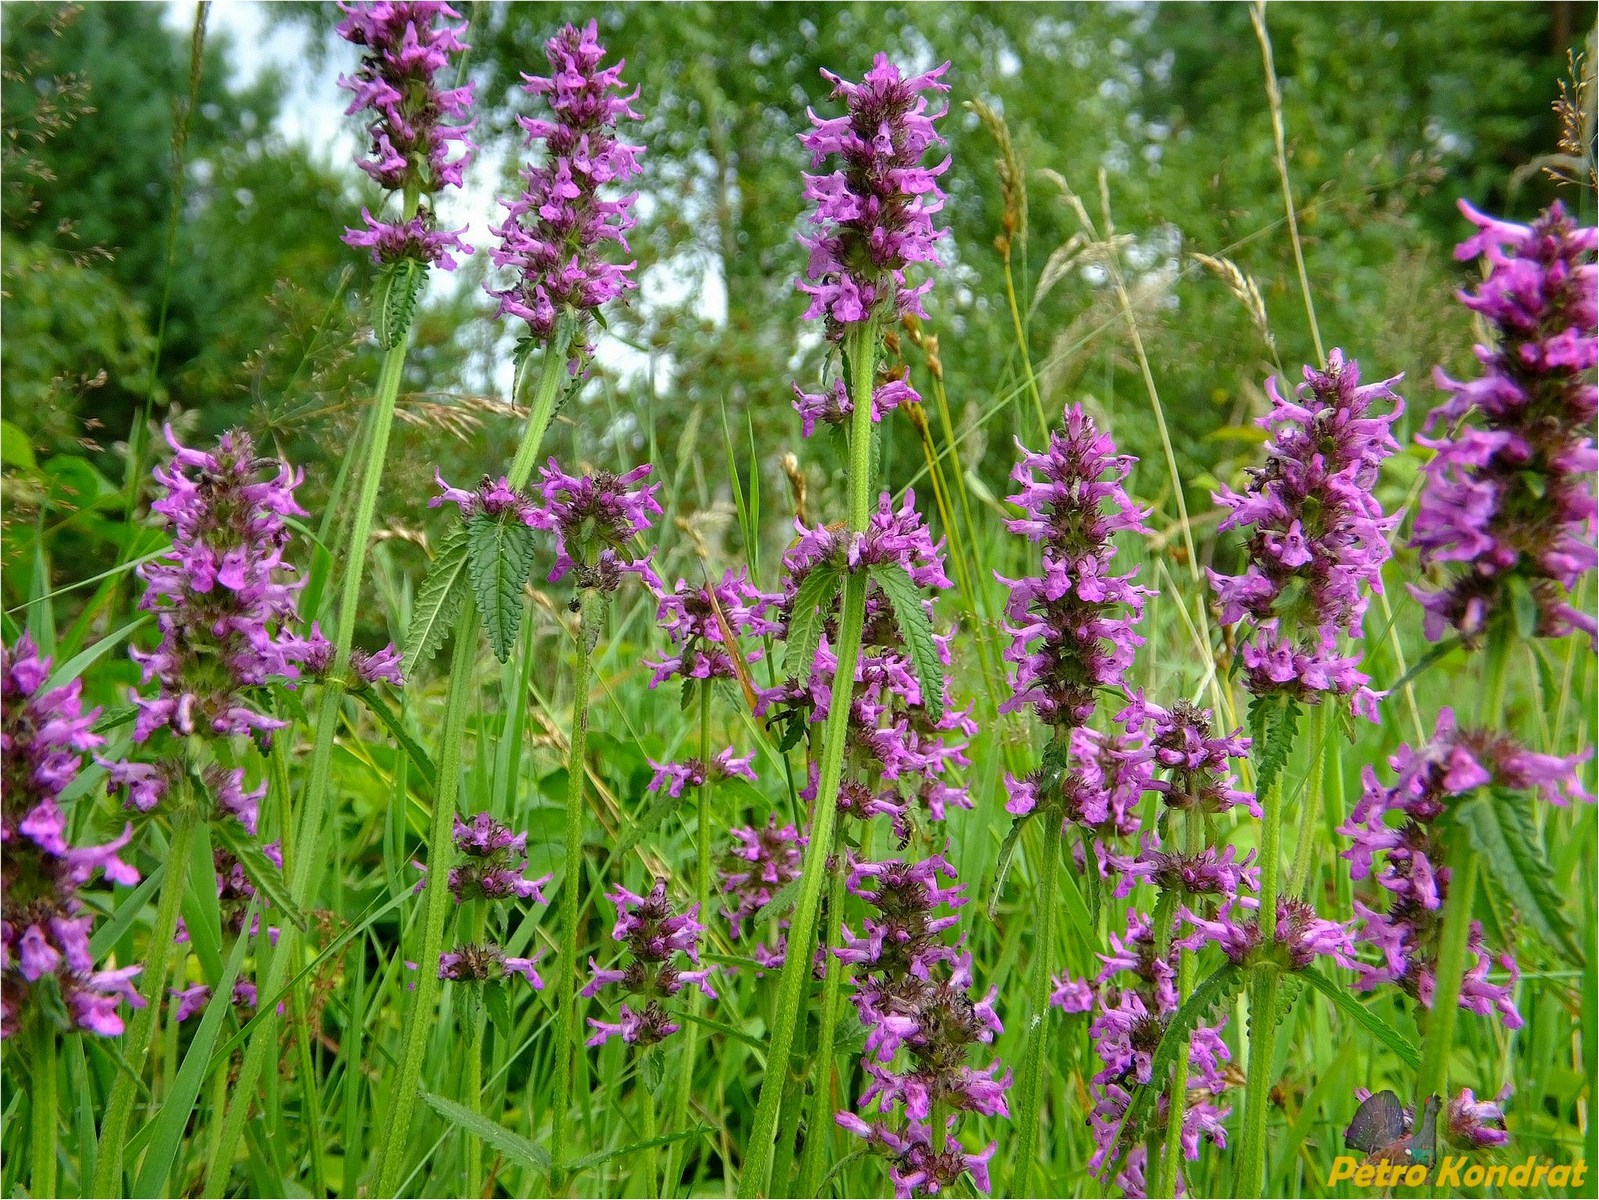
[[1009, 815, 1062, 1197], [1415, 628, 1512, 1109], [374, 603, 478, 1196], [32, 1014, 57, 1199], [94, 807, 196, 1197], [551, 601, 596, 1194], [1288, 707, 1333, 898], [640, 1060, 660, 1199], [1237, 747, 1289, 1199], [465, 904, 488, 1198], [797, 848, 850, 1197], [1155, 809, 1207, 1199], [740, 322, 877, 1198]]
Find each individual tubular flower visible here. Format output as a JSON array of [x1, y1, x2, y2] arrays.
[[998, 404, 1150, 732], [646, 747, 757, 799], [798, 54, 951, 340], [2, 637, 142, 1039], [583, 878, 714, 1048], [1445, 1087, 1510, 1148], [834, 855, 1010, 1198], [719, 816, 803, 969], [337, 1, 476, 269], [486, 19, 643, 353], [1208, 350, 1403, 716], [1085, 908, 1234, 1196], [124, 428, 310, 748], [531, 460, 661, 593], [1339, 707, 1591, 1028], [1410, 200, 1598, 644]]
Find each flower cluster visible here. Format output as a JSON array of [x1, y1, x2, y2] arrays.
[[337, 1, 476, 269], [834, 856, 1008, 1198], [646, 747, 757, 799], [719, 816, 804, 970], [999, 404, 1150, 732], [1340, 708, 1591, 1027], [791, 377, 921, 439], [169, 840, 286, 1021], [2, 637, 142, 1039], [1411, 200, 1598, 644], [759, 492, 976, 840], [486, 20, 643, 351], [644, 569, 778, 688], [1209, 350, 1403, 715], [439, 943, 543, 987], [1121, 693, 1256, 818], [798, 54, 951, 339], [123, 428, 310, 748], [295, 622, 404, 690], [427, 814, 551, 989], [532, 460, 661, 593], [1081, 909, 1233, 1197], [584, 878, 714, 1048]]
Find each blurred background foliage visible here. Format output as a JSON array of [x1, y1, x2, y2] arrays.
[[2, 0, 1589, 636]]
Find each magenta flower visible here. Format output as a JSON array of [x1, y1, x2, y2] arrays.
[[798, 54, 951, 339], [646, 748, 757, 799], [1446, 1086, 1510, 1148], [1411, 200, 1597, 644], [584, 878, 713, 1048], [791, 377, 921, 439], [122, 428, 310, 749], [644, 570, 779, 688], [438, 943, 543, 988], [998, 404, 1150, 732], [531, 459, 661, 593], [719, 816, 804, 969], [337, 1, 477, 268], [443, 813, 551, 904], [2, 636, 142, 1039], [1209, 350, 1403, 717], [486, 20, 643, 353]]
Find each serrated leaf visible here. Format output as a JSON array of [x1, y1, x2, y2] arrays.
[[754, 875, 802, 926], [1300, 967, 1422, 1070], [421, 1092, 549, 1169], [374, 257, 427, 350], [870, 561, 945, 722], [466, 512, 536, 664], [1248, 691, 1301, 804], [1458, 790, 1583, 962], [404, 525, 471, 676], [212, 818, 306, 932], [1111, 962, 1247, 1172], [618, 788, 690, 854], [784, 565, 841, 684], [484, 984, 512, 1038]]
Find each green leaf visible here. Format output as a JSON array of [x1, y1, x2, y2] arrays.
[[987, 811, 1034, 918], [1, 419, 36, 470], [43, 616, 150, 694], [1248, 691, 1301, 803], [483, 984, 512, 1038], [212, 818, 306, 932], [354, 688, 437, 789], [1457, 790, 1583, 962], [1300, 967, 1422, 1070], [89, 865, 166, 960], [784, 565, 841, 684], [754, 875, 803, 927], [467, 509, 535, 664], [1113, 962, 1247, 1170], [617, 787, 690, 854], [568, 1127, 711, 1174], [421, 1092, 550, 1169], [403, 524, 471, 676], [869, 561, 945, 722], [1506, 575, 1541, 639], [373, 257, 427, 350], [128, 906, 254, 1198]]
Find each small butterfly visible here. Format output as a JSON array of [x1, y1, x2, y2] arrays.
[[1344, 1090, 1440, 1168]]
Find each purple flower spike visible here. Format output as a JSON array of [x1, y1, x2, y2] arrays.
[[719, 816, 804, 968], [486, 20, 643, 355], [798, 54, 951, 339], [644, 569, 780, 688], [444, 813, 551, 904], [438, 943, 544, 989], [337, 2, 477, 268], [998, 404, 1151, 733], [585, 878, 713, 1049], [2, 636, 143, 1039], [1411, 200, 1597, 644], [122, 428, 311, 749], [1209, 349, 1403, 716], [531, 460, 661, 592]]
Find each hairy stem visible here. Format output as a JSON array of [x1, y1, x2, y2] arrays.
[[797, 848, 850, 1197], [94, 806, 196, 1197], [32, 1014, 57, 1199], [740, 322, 877, 1197], [1010, 814, 1062, 1197], [552, 599, 597, 1193], [464, 904, 487, 1197]]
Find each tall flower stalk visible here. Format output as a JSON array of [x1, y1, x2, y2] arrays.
[[370, 20, 643, 1195], [203, 7, 477, 1189], [1208, 350, 1402, 1197], [741, 53, 950, 1197]]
